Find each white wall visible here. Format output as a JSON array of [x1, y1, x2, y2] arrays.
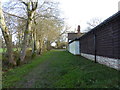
[[68, 41, 80, 55], [81, 53, 120, 70]]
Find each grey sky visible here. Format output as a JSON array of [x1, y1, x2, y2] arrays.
[[58, 0, 120, 32], [2, 0, 120, 32]]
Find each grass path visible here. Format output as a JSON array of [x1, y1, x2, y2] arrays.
[[15, 59, 51, 88], [3, 50, 119, 88]]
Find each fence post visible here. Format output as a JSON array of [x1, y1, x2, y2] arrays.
[[94, 33, 97, 63]]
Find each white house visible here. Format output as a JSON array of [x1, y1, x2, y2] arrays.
[[68, 25, 83, 55], [68, 39, 80, 55]]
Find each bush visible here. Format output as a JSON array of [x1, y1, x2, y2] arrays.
[[32, 52, 36, 58], [25, 49, 32, 58], [2, 48, 40, 72]]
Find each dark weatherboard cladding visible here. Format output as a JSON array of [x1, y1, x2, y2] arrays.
[[80, 11, 120, 59]]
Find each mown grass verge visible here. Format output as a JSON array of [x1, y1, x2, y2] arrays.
[[2, 51, 50, 88], [2, 50, 120, 88], [33, 50, 120, 88], [50, 51, 119, 88]]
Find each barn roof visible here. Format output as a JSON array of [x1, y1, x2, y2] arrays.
[[68, 33, 78, 40], [68, 11, 120, 43], [80, 11, 120, 39]]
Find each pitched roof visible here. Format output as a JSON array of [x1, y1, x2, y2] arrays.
[[68, 32, 84, 40], [80, 11, 120, 39], [68, 33, 78, 41]]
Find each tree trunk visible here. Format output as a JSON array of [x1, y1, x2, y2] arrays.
[[0, 3, 16, 65], [20, 16, 32, 61], [20, 9, 35, 62], [32, 29, 36, 54], [38, 40, 41, 55], [20, 1, 38, 62], [46, 41, 51, 51]]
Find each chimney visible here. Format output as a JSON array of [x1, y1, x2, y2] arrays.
[[77, 25, 80, 33], [118, 1, 120, 11]]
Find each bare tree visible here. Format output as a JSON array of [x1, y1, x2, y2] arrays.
[[1, 0, 64, 63], [85, 17, 103, 32], [0, 1, 16, 65], [20, 0, 38, 62]]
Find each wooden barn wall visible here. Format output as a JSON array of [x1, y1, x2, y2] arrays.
[[80, 33, 95, 55], [80, 13, 120, 59]]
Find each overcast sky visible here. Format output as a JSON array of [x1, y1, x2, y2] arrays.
[[2, 0, 120, 32], [58, 0, 120, 32]]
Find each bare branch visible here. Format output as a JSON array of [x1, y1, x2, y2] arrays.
[[3, 10, 27, 20], [19, 0, 28, 6], [39, 1, 46, 9]]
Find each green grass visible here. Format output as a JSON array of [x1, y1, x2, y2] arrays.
[[2, 51, 50, 88], [0, 48, 5, 53], [0, 48, 19, 53], [3, 50, 120, 88], [0, 54, 2, 60], [0, 48, 30, 53], [49, 51, 119, 88]]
